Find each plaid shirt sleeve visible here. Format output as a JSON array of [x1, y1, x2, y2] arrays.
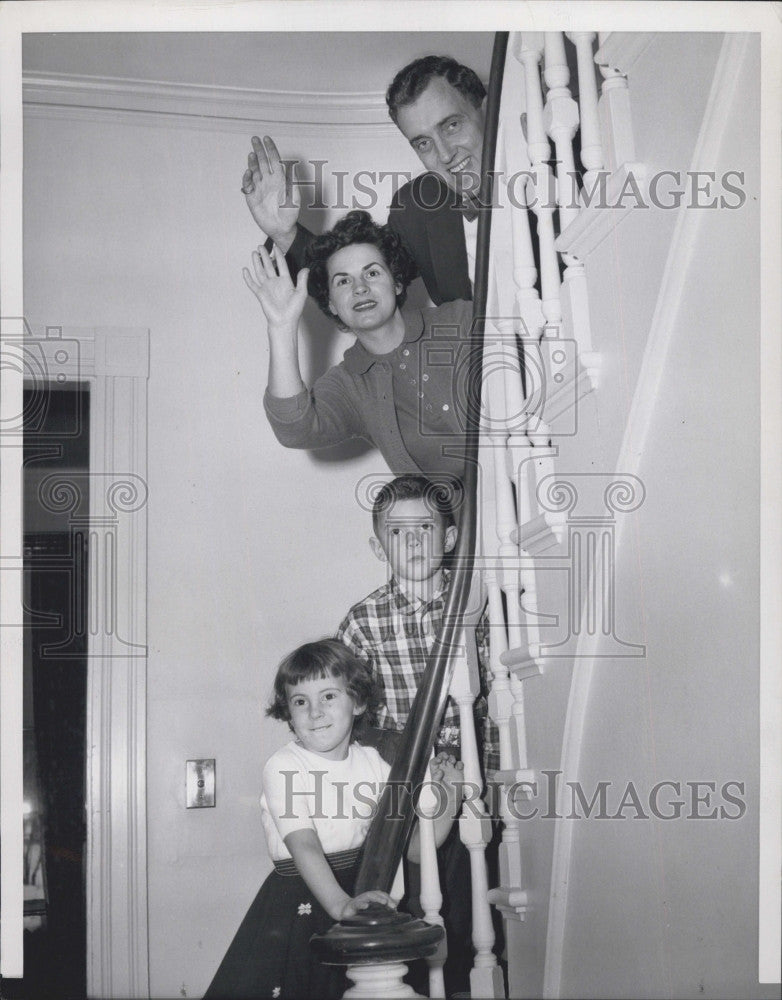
[[336, 607, 391, 731], [335, 611, 365, 659]]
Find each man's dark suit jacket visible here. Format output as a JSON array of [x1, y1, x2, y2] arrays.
[[280, 173, 473, 306]]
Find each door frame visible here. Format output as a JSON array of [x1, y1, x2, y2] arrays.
[[26, 325, 150, 999]]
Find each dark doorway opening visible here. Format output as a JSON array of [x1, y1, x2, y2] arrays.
[[23, 384, 89, 1000]]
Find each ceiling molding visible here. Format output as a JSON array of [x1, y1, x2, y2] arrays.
[[22, 70, 396, 129]]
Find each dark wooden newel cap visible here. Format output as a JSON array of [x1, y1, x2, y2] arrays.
[[310, 902, 443, 966]]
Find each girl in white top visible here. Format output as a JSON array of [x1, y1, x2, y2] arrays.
[[204, 639, 462, 1000]]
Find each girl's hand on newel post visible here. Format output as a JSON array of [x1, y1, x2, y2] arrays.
[[430, 751, 465, 806], [339, 890, 396, 920]]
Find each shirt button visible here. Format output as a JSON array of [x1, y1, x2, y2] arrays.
[[442, 404, 449, 411], [399, 363, 406, 370], [422, 374, 429, 382], [402, 349, 410, 357]]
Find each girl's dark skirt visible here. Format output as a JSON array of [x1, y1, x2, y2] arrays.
[[203, 848, 361, 1000]]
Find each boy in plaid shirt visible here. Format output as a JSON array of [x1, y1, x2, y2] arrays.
[[336, 474, 499, 772], [336, 474, 499, 996]]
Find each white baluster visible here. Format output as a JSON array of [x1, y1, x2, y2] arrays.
[[495, 317, 531, 463], [517, 555, 542, 670], [566, 32, 605, 195], [497, 56, 546, 344], [451, 639, 505, 999], [486, 666, 533, 924], [343, 964, 423, 998], [514, 443, 536, 539], [501, 552, 544, 797], [484, 563, 513, 776], [485, 556, 526, 909], [487, 779, 531, 924], [514, 33, 548, 166], [490, 411, 523, 661], [488, 386, 523, 663], [558, 259, 600, 392], [482, 174, 529, 763], [597, 62, 636, 174], [495, 54, 551, 520], [508, 462, 548, 769], [417, 774, 447, 999], [520, 424, 567, 548], [543, 31, 580, 233], [542, 31, 600, 396], [506, 622, 530, 771], [514, 32, 561, 329]]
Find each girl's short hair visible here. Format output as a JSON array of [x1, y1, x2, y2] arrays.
[[304, 210, 417, 325], [266, 638, 384, 740]]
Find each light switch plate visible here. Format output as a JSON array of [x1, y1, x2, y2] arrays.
[[186, 758, 215, 808]]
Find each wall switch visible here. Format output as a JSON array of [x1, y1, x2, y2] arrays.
[[186, 759, 215, 808]]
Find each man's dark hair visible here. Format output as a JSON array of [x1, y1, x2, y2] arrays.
[[371, 474, 463, 537], [305, 210, 417, 325], [386, 55, 486, 125]]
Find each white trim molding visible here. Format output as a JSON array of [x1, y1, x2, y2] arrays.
[[26, 324, 150, 1000], [22, 70, 397, 134]]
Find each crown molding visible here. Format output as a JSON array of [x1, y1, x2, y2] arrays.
[[22, 70, 396, 130]]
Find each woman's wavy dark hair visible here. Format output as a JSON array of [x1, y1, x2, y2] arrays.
[[266, 638, 384, 740], [305, 210, 417, 327]]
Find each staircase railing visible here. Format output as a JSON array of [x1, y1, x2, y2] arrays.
[[481, 29, 643, 996], [314, 28, 635, 996]]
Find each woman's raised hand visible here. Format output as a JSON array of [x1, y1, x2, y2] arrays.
[[243, 244, 309, 333], [241, 136, 300, 250]]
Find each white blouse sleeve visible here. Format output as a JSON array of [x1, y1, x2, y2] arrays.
[[262, 746, 319, 843]]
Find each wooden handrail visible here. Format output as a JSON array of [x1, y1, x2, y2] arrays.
[[353, 31, 509, 894]]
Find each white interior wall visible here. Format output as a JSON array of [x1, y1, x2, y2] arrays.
[[22, 104, 426, 998]]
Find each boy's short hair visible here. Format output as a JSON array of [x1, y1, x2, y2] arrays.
[[305, 210, 417, 324], [371, 474, 463, 537], [266, 638, 383, 739], [385, 55, 487, 125]]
